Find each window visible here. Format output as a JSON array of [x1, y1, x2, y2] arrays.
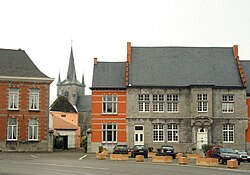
[[167, 95, 179, 112], [28, 119, 38, 140], [153, 124, 164, 142], [153, 95, 164, 112], [222, 95, 234, 113], [102, 123, 117, 143], [167, 124, 178, 142], [223, 124, 234, 143], [29, 89, 39, 110], [197, 94, 208, 112], [8, 88, 19, 110], [138, 94, 150, 112], [102, 95, 117, 114], [7, 118, 18, 140]]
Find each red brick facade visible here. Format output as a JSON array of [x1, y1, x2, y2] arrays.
[[0, 80, 52, 151], [91, 90, 126, 151]]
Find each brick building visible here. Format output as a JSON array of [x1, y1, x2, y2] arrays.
[[89, 42, 248, 153], [241, 61, 250, 151], [89, 58, 127, 152], [0, 48, 53, 152]]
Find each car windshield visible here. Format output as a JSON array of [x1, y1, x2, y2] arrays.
[[162, 146, 174, 150], [135, 145, 146, 150], [238, 151, 247, 154], [116, 145, 127, 149], [220, 148, 236, 154]]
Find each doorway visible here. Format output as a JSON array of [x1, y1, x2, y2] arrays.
[[134, 125, 144, 145], [197, 128, 208, 149]]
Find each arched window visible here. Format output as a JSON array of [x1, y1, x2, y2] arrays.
[[7, 118, 18, 140], [28, 119, 38, 140]]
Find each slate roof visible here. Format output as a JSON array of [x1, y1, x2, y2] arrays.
[[241, 60, 250, 94], [60, 47, 83, 86], [129, 47, 243, 87], [76, 95, 92, 112], [50, 96, 77, 113], [0, 48, 49, 78], [92, 62, 126, 88]]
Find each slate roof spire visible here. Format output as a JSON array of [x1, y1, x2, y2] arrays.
[[57, 71, 61, 85], [82, 73, 85, 86], [66, 46, 77, 82]]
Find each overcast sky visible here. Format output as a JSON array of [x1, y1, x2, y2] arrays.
[[1, 0, 250, 103]]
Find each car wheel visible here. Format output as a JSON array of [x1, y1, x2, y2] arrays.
[[238, 161, 241, 165], [172, 155, 176, 159], [145, 154, 148, 158]]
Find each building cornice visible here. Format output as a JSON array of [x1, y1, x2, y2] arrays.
[[0, 76, 54, 83]]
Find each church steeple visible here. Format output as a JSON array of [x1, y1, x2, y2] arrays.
[[57, 72, 61, 85], [66, 46, 77, 82], [82, 73, 85, 86]]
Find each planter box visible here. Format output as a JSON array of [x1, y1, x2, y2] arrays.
[[110, 154, 129, 161], [102, 149, 109, 156], [196, 158, 218, 167], [152, 156, 172, 163], [178, 157, 188, 165], [136, 155, 144, 162], [148, 152, 156, 158], [187, 154, 201, 159], [96, 153, 106, 160], [177, 153, 183, 159], [227, 160, 238, 169]]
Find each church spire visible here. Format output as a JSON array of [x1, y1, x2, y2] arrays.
[[82, 73, 85, 86], [66, 46, 77, 82], [57, 71, 61, 85]]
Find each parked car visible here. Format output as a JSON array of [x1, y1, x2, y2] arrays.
[[204, 145, 223, 158], [235, 150, 250, 162], [210, 147, 241, 165], [156, 145, 176, 159], [131, 145, 148, 158], [113, 145, 129, 154]]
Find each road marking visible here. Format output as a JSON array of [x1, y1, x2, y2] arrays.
[[12, 162, 109, 171], [79, 155, 87, 160], [30, 154, 39, 159]]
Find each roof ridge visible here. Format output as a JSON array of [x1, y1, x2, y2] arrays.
[[132, 46, 233, 49], [0, 48, 25, 52]]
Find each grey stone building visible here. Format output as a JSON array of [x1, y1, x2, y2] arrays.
[[126, 43, 248, 152], [56, 47, 92, 137]]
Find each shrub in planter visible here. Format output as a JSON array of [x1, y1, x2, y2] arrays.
[[98, 146, 104, 153], [148, 147, 154, 152]]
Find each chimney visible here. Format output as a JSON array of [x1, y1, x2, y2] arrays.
[[127, 42, 131, 63], [94, 57, 98, 64], [233, 45, 238, 58]]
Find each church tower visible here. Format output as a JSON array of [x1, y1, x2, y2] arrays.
[[57, 47, 85, 106]]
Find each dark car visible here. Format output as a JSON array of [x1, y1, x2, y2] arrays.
[[156, 145, 176, 159], [236, 150, 250, 162], [210, 147, 241, 165], [113, 145, 129, 154], [131, 145, 148, 158]]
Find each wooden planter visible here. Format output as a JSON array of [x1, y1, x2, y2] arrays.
[[196, 158, 218, 167], [136, 155, 144, 162], [148, 152, 156, 158], [152, 156, 172, 163], [187, 154, 201, 159], [102, 149, 109, 156], [177, 153, 183, 159], [227, 160, 238, 169], [110, 154, 129, 161], [96, 153, 106, 160], [178, 157, 188, 165]]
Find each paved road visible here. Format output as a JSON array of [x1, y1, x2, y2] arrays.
[[0, 151, 249, 175]]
